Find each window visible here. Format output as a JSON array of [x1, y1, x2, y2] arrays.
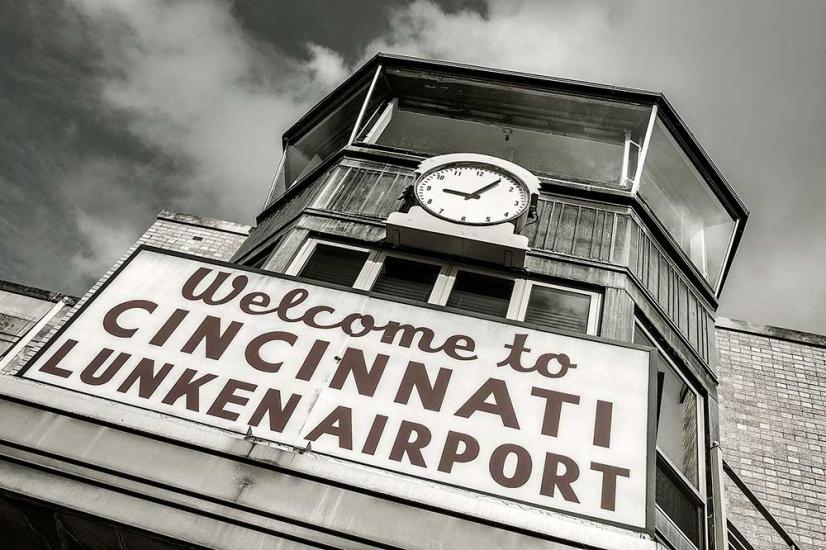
[[356, 67, 652, 188], [287, 239, 601, 335], [446, 270, 515, 317], [370, 256, 442, 302], [294, 243, 370, 287], [281, 82, 371, 189], [638, 118, 736, 290], [519, 282, 600, 334], [634, 320, 705, 548]]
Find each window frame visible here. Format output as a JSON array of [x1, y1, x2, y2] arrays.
[[634, 319, 708, 548], [360, 248, 451, 304], [512, 279, 602, 335], [356, 96, 648, 189], [285, 238, 376, 290], [435, 263, 522, 318], [288, 238, 602, 336]]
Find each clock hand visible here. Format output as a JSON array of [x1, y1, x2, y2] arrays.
[[464, 179, 501, 200], [442, 188, 472, 197]]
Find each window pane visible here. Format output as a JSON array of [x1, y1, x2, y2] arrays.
[[657, 458, 703, 546], [284, 84, 369, 187], [372, 106, 626, 185], [634, 327, 699, 487], [524, 285, 592, 334], [299, 244, 368, 287], [362, 68, 651, 187], [446, 271, 514, 317], [371, 257, 440, 302], [639, 118, 736, 289]]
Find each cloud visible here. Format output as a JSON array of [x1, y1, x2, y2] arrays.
[[363, 1, 619, 80], [19, 0, 824, 333], [59, 0, 350, 283]]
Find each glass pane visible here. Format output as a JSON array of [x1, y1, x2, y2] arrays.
[[639, 118, 736, 289], [284, 84, 369, 187], [362, 68, 651, 187], [299, 244, 368, 287], [634, 326, 699, 487], [446, 271, 514, 317], [657, 458, 703, 546], [371, 257, 441, 302], [524, 285, 591, 334]]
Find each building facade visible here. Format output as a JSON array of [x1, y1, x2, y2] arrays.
[[0, 55, 818, 549]]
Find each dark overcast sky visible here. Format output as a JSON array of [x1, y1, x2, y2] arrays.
[[1, 0, 825, 334]]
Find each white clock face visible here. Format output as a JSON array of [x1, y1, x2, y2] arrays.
[[415, 164, 529, 225]]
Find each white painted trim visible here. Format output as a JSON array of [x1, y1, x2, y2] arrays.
[[709, 443, 729, 550], [348, 65, 383, 145], [620, 131, 631, 188], [632, 105, 658, 194], [362, 99, 396, 144]]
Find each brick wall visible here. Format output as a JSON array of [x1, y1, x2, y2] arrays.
[[716, 318, 825, 548], [2, 210, 249, 375]]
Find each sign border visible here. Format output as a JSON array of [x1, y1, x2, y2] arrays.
[[17, 244, 658, 536]]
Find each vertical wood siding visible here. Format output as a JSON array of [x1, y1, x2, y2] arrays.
[[314, 160, 416, 218], [629, 222, 713, 362], [523, 197, 627, 264]]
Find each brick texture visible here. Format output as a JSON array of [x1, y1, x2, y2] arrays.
[[716, 323, 825, 548], [2, 211, 249, 375]]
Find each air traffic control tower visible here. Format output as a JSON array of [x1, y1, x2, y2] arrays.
[[6, 56, 811, 550]]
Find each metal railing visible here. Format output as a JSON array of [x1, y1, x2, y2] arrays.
[[723, 459, 803, 550]]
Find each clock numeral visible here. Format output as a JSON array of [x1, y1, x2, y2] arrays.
[[437, 174, 445, 180], [504, 212, 509, 217], [453, 170, 461, 176], [427, 199, 433, 204], [514, 200, 519, 206], [426, 185, 431, 190], [461, 216, 466, 222], [476, 170, 484, 176], [509, 187, 514, 191], [486, 216, 491, 222], [439, 208, 444, 213]]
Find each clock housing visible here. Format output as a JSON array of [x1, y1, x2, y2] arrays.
[[415, 162, 529, 226]]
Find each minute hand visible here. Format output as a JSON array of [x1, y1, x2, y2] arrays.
[[465, 179, 501, 200]]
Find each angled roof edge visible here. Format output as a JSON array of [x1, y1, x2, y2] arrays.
[[281, 53, 749, 222]]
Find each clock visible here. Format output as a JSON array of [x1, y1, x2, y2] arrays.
[[415, 162, 530, 225]]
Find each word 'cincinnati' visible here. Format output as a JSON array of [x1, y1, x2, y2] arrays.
[[35, 340, 627, 512], [176, 267, 578, 378]]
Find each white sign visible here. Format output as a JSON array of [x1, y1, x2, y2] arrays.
[[22, 248, 654, 530]]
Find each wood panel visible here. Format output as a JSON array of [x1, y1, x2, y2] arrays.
[[628, 221, 714, 364], [315, 159, 416, 219], [524, 197, 628, 265]]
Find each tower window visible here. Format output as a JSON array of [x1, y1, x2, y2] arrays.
[[370, 256, 441, 302], [446, 270, 514, 317], [633, 319, 705, 548], [298, 243, 369, 287], [522, 283, 599, 334]]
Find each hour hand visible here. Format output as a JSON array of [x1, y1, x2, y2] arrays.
[[443, 188, 471, 198]]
